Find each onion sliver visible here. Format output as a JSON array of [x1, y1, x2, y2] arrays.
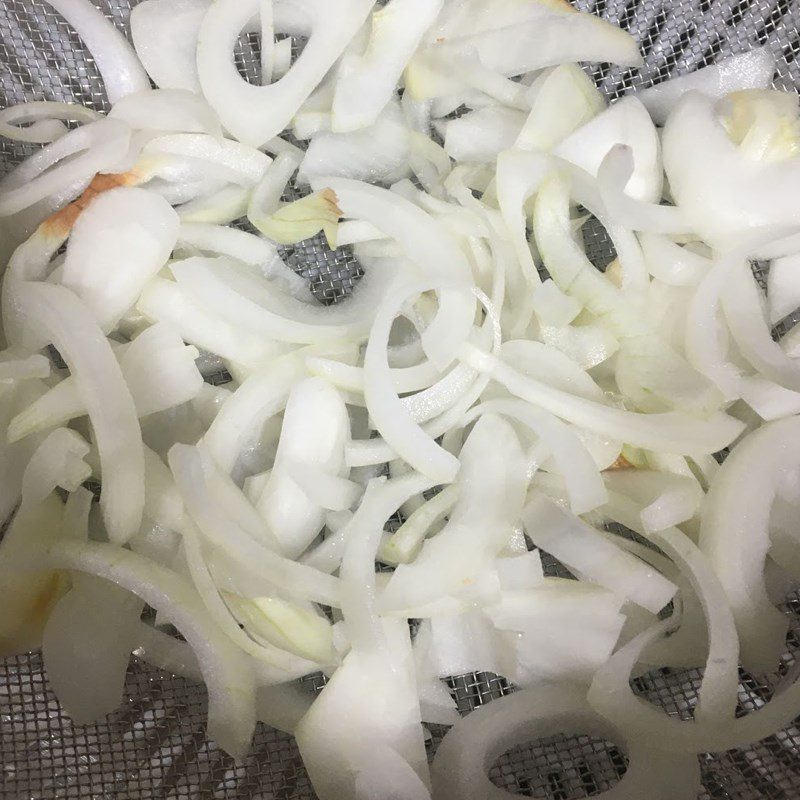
[[47, 537, 256, 761], [699, 416, 800, 673], [460, 345, 745, 455], [42, 0, 151, 102], [432, 682, 701, 800], [17, 282, 144, 545], [197, 0, 375, 146]]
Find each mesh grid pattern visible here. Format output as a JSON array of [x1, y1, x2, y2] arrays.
[[1, 1, 800, 798]]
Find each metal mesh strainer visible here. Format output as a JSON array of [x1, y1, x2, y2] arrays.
[[1, 1, 800, 798]]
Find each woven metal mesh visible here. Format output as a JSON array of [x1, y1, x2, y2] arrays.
[[1, 1, 800, 798]]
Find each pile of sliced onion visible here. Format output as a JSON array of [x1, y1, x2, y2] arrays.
[[1, 1, 799, 798]]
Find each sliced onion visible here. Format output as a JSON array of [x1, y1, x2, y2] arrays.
[[522, 494, 677, 613], [197, 0, 375, 146], [47, 537, 256, 761], [61, 186, 180, 333], [254, 377, 350, 558], [0, 101, 101, 144], [0, 119, 132, 218], [460, 345, 744, 454], [130, 0, 211, 92], [379, 414, 527, 614], [109, 89, 222, 136], [16, 282, 145, 545], [635, 48, 776, 125], [43, 0, 151, 102], [432, 682, 701, 800], [699, 416, 800, 673], [332, 0, 444, 132], [43, 575, 143, 724]]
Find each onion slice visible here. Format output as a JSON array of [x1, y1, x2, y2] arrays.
[[42, 0, 151, 102]]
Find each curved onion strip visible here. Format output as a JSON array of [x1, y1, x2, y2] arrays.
[[307, 354, 445, 396], [639, 232, 711, 287], [0, 101, 101, 144], [340, 473, 435, 654], [42, 0, 151, 102], [17, 282, 145, 545], [109, 89, 222, 136], [636, 48, 776, 125], [169, 444, 342, 608], [61, 186, 180, 333], [379, 484, 459, 565], [136, 277, 280, 367], [597, 145, 691, 235], [0, 119, 132, 218], [534, 172, 720, 413], [722, 259, 800, 392], [379, 414, 527, 615], [197, 0, 375, 146], [698, 416, 800, 673], [311, 177, 476, 368], [248, 150, 303, 223], [432, 682, 701, 800], [332, 0, 443, 132], [364, 280, 465, 483], [256, 376, 350, 558], [602, 492, 740, 721], [523, 494, 677, 614], [46, 537, 256, 761], [463, 397, 607, 514], [42, 576, 143, 724], [202, 355, 305, 474], [130, 0, 211, 92], [176, 222, 281, 272], [460, 346, 744, 455], [171, 256, 391, 345], [179, 517, 321, 674]]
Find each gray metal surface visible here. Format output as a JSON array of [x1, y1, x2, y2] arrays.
[[1, 1, 800, 798]]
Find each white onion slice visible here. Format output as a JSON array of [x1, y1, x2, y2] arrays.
[[554, 96, 662, 202], [662, 91, 800, 247], [0, 101, 101, 144], [43, 575, 143, 724], [722, 259, 800, 392], [296, 619, 430, 800], [635, 48, 776, 125], [109, 89, 222, 136], [61, 186, 180, 333], [699, 416, 800, 673], [332, 0, 444, 132], [42, 0, 151, 102], [379, 484, 458, 565], [0, 119, 132, 218], [169, 444, 342, 607], [767, 253, 800, 324], [639, 232, 711, 287], [311, 177, 476, 368], [379, 414, 527, 614], [197, 0, 375, 146], [17, 282, 144, 545], [432, 682, 701, 800], [460, 345, 744, 454], [255, 377, 350, 558], [47, 537, 256, 761], [340, 474, 434, 653], [522, 494, 677, 613], [299, 103, 412, 185], [516, 63, 605, 152], [131, 0, 210, 92], [464, 398, 606, 514], [9, 324, 202, 440]]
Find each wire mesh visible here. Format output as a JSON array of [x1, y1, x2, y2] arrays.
[[1, 1, 800, 798]]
